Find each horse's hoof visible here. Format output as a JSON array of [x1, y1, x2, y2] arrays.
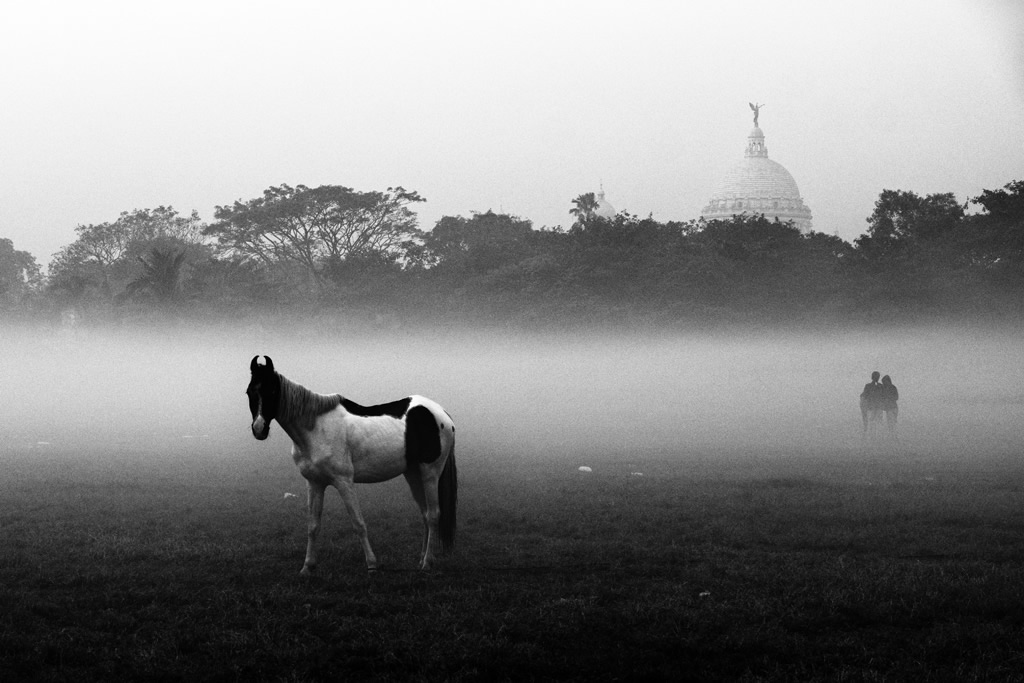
[[300, 565, 314, 577]]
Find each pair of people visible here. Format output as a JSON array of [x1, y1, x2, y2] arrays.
[[860, 371, 899, 436]]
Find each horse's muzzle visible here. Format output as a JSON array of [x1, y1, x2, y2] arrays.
[[251, 416, 270, 440]]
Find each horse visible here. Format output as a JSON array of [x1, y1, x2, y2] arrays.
[[246, 355, 456, 574]]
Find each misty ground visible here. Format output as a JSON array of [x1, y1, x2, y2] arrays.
[[2, 320, 1023, 679]]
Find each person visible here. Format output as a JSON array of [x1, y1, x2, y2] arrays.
[[860, 371, 882, 435], [879, 375, 899, 437]]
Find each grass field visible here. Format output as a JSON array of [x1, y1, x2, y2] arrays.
[[2, 439, 1024, 682], [2, 322, 1023, 680]]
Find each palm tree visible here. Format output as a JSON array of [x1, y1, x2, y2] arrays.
[[569, 193, 599, 227], [127, 247, 187, 304]]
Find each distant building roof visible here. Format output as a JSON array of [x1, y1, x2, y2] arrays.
[[594, 187, 616, 218]]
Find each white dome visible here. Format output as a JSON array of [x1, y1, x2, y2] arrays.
[[701, 124, 813, 232]]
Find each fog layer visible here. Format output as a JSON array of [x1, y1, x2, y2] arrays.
[[4, 322, 1022, 463]]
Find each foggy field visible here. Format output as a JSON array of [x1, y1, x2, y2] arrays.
[[5, 319, 1024, 457], [2, 321, 1024, 680]]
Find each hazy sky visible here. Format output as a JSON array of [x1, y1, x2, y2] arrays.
[[1, 0, 1022, 265]]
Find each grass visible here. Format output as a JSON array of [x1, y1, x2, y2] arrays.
[[2, 442, 1024, 681]]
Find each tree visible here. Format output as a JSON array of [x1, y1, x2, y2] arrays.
[[204, 184, 425, 291], [855, 189, 964, 258], [423, 211, 537, 275], [971, 180, 1024, 221], [966, 179, 1024, 271], [848, 189, 975, 315], [48, 207, 206, 302], [413, 211, 566, 317], [0, 238, 41, 307], [125, 246, 188, 305], [687, 215, 813, 311], [569, 193, 600, 227]]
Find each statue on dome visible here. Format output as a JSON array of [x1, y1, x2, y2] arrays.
[[749, 102, 764, 127]]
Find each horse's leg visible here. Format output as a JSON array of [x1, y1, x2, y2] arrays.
[[418, 467, 442, 570], [333, 479, 378, 571], [403, 468, 429, 561], [301, 480, 326, 576]]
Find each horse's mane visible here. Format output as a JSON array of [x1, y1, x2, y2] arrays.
[[277, 373, 342, 430]]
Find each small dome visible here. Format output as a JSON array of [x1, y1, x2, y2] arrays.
[[595, 188, 616, 218]]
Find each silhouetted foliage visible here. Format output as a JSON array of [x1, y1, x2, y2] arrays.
[[125, 246, 188, 305], [48, 207, 207, 306], [204, 184, 425, 294], [20, 178, 1024, 325], [0, 237, 41, 309], [847, 185, 1024, 317], [856, 189, 964, 257], [694, 216, 844, 314], [423, 211, 537, 275], [569, 192, 600, 228], [966, 180, 1024, 277]]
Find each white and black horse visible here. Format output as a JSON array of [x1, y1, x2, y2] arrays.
[[247, 355, 456, 573]]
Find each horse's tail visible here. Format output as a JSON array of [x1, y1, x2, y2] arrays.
[[438, 444, 457, 553]]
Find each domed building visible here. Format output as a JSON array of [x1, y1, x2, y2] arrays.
[[701, 105, 813, 232], [594, 186, 616, 218]]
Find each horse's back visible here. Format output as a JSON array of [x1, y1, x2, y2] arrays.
[[340, 396, 412, 419]]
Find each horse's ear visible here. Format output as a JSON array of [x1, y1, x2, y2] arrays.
[[250, 355, 260, 373], [264, 356, 274, 372]]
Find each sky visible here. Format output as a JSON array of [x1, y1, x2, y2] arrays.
[[1, 0, 1022, 266]]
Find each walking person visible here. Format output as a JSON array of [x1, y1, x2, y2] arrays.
[[860, 371, 882, 437], [879, 374, 899, 439]]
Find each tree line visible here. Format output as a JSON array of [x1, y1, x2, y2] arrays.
[[2, 179, 1022, 326]]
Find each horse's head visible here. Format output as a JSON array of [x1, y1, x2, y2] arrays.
[[247, 355, 280, 440]]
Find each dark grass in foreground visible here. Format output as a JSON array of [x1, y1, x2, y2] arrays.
[[2, 444, 1024, 681]]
